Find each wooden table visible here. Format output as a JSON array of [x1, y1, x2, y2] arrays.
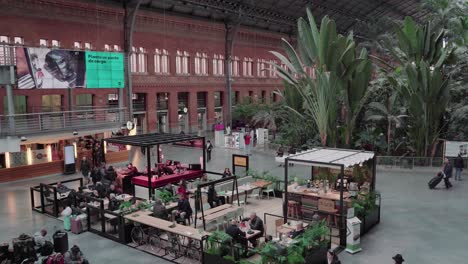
[[198, 204, 232, 218], [240, 228, 262, 240], [288, 184, 350, 201], [125, 211, 210, 240], [251, 180, 272, 189], [203, 205, 240, 222], [281, 220, 309, 232]]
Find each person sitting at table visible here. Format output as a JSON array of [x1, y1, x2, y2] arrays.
[[152, 200, 169, 220], [107, 194, 121, 211], [162, 164, 174, 175], [276, 146, 284, 157], [207, 184, 226, 208], [177, 180, 188, 198], [93, 182, 106, 199], [105, 166, 117, 182], [175, 163, 183, 174], [289, 222, 305, 238], [106, 184, 121, 199], [127, 163, 139, 176], [172, 193, 192, 225], [226, 220, 247, 247], [242, 212, 264, 247], [222, 168, 232, 178]]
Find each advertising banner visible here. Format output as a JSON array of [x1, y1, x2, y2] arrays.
[[16, 47, 124, 89], [445, 141, 468, 158]]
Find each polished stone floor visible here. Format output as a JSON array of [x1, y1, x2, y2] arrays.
[[0, 143, 466, 263]]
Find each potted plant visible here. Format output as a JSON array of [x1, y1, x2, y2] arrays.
[[204, 231, 236, 264], [154, 190, 175, 205], [352, 191, 380, 235]]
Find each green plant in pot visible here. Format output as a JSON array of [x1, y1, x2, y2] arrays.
[[118, 201, 133, 213], [260, 241, 287, 264], [154, 190, 175, 204], [351, 191, 378, 219], [206, 230, 232, 256]]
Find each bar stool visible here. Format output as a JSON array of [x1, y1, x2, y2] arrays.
[[287, 201, 300, 218]]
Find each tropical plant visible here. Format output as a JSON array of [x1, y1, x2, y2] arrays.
[[352, 192, 379, 220], [232, 98, 270, 127], [154, 190, 175, 204], [206, 230, 232, 256], [383, 17, 455, 156], [252, 105, 281, 139], [270, 8, 373, 147], [260, 242, 286, 264], [366, 92, 408, 154]]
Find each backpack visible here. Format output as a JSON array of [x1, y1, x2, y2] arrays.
[[40, 241, 54, 256], [44, 253, 64, 264]]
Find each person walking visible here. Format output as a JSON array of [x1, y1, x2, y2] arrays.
[[454, 153, 464, 181], [79, 157, 91, 184], [442, 158, 453, 189], [206, 140, 213, 162], [392, 254, 404, 264], [244, 132, 252, 156]]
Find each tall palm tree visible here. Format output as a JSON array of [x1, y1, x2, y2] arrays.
[[269, 9, 372, 147], [384, 17, 454, 156], [366, 93, 408, 155]]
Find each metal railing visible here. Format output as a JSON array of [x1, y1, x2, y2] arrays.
[[0, 107, 127, 136], [376, 156, 468, 169]]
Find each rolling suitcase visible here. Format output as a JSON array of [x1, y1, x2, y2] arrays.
[[53, 231, 68, 254], [63, 215, 71, 231], [428, 174, 443, 189], [71, 216, 83, 234]]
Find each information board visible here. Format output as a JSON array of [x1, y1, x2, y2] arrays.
[[85, 51, 124, 88], [16, 47, 124, 89]]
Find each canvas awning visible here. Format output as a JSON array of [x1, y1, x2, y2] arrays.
[[286, 148, 375, 169]]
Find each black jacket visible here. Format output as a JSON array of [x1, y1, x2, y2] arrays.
[[177, 198, 192, 217], [444, 163, 453, 177], [454, 157, 464, 169], [226, 224, 245, 242], [249, 216, 264, 233]]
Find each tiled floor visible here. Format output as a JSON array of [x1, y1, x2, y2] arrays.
[[1, 144, 467, 263]]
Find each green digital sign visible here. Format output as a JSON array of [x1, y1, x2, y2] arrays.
[[85, 51, 124, 88]]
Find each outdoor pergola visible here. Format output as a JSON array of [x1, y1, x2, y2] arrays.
[[284, 147, 376, 246], [105, 133, 206, 199]]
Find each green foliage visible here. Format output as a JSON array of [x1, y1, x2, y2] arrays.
[[384, 17, 455, 156], [257, 220, 330, 264], [232, 98, 271, 126], [136, 201, 152, 211], [271, 8, 372, 147], [154, 190, 175, 204], [206, 230, 232, 256], [352, 192, 379, 219], [118, 201, 132, 212]]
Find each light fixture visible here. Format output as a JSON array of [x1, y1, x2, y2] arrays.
[[73, 130, 78, 136], [20, 136, 27, 142]]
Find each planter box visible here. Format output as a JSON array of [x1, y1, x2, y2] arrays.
[[360, 206, 380, 236], [203, 253, 236, 264], [304, 246, 328, 264]]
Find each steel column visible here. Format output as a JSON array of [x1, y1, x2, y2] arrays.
[[224, 20, 241, 130], [123, 0, 143, 120]]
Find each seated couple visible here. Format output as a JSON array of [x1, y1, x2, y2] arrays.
[[153, 193, 193, 224], [226, 212, 264, 248]]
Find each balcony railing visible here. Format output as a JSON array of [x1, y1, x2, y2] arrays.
[[0, 107, 127, 136]]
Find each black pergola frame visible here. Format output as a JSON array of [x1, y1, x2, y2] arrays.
[[194, 174, 240, 230], [104, 133, 207, 200], [283, 147, 376, 247]]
